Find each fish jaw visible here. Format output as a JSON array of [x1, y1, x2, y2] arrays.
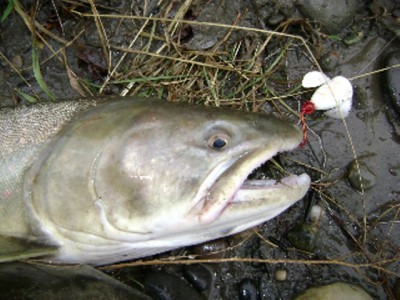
[[176, 131, 311, 248], [191, 137, 310, 225], [214, 173, 311, 233], [163, 172, 310, 261]]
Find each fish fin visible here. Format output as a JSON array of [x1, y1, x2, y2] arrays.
[[0, 235, 58, 263]]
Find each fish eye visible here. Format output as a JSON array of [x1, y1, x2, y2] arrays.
[[207, 134, 229, 150]]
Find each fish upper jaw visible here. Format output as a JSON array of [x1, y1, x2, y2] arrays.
[[192, 143, 311, 225], [198, 147, 280, 224]]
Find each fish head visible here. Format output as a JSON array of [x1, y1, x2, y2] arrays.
[[26, 98, 310, 264]]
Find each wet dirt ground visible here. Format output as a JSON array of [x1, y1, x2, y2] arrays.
[[0, 0, 399, 299]]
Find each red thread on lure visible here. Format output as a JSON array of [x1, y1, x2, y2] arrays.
[[299, 101, 315, 147]]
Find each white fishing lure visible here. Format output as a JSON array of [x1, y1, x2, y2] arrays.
[[302, 71, 353, 119]]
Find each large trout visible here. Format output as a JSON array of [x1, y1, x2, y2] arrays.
[[0, 97, 310, 265]]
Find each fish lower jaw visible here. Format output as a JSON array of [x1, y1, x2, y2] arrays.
[[198, 172, 310, 224], [237, 173, 311, 196], [229, 173, 311, 211], [201, 173, 311, 237]]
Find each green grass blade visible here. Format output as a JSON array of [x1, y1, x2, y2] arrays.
[[15, 88, 38, 103], [32, 40, 56, 100], [1, 1, 15, 23]]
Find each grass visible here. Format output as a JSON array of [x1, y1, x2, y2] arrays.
[[32, 39, 56, 101], [1, 1, 14, 23]]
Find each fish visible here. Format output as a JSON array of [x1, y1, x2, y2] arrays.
[[0, 97, 310, 265]]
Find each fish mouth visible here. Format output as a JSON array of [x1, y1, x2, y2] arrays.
[[193, 146, 311, 224]]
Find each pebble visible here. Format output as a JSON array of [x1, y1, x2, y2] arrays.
[[238, 278, 259, 300], [347, 159, 376, 191], [320, 51, 340, 72], [287, 222, 318, 252], [309, 205, 324, 223], [182, 264, 214, 292], [343, 31, 364, 46], [294, 282, 373, 300], [11, 55, 23, 68], [394, 278, 400, 300], [267, 14, 286, 26], [191, 239, 228, 259], [296, 0, 357, 34], [384, 51, 400, 116], [143, 271, 202, 300], [275, 269, 287, 281]]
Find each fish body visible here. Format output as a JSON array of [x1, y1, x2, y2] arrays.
[[0, 97, 310, 265]]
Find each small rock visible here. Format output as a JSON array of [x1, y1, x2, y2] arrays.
[[384, 51, 400, 116], [288, 222, 318, 252], [182, 264, 214, 292], [275, 269, 287, 282], [143, 272, 202, 300], [191, 239, 228, 259], [343, 31, 364, 46], [309, 205, 324, 223], [238, 278, 259, 300], [294, 282, 373, 300], [320, 51, 340, 72], [347, 159, 376, 191], [267, 14, 286, 26], [394, 278, 400, 300], [296, 0, 357, 34], [11, 55, 23, 68]]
